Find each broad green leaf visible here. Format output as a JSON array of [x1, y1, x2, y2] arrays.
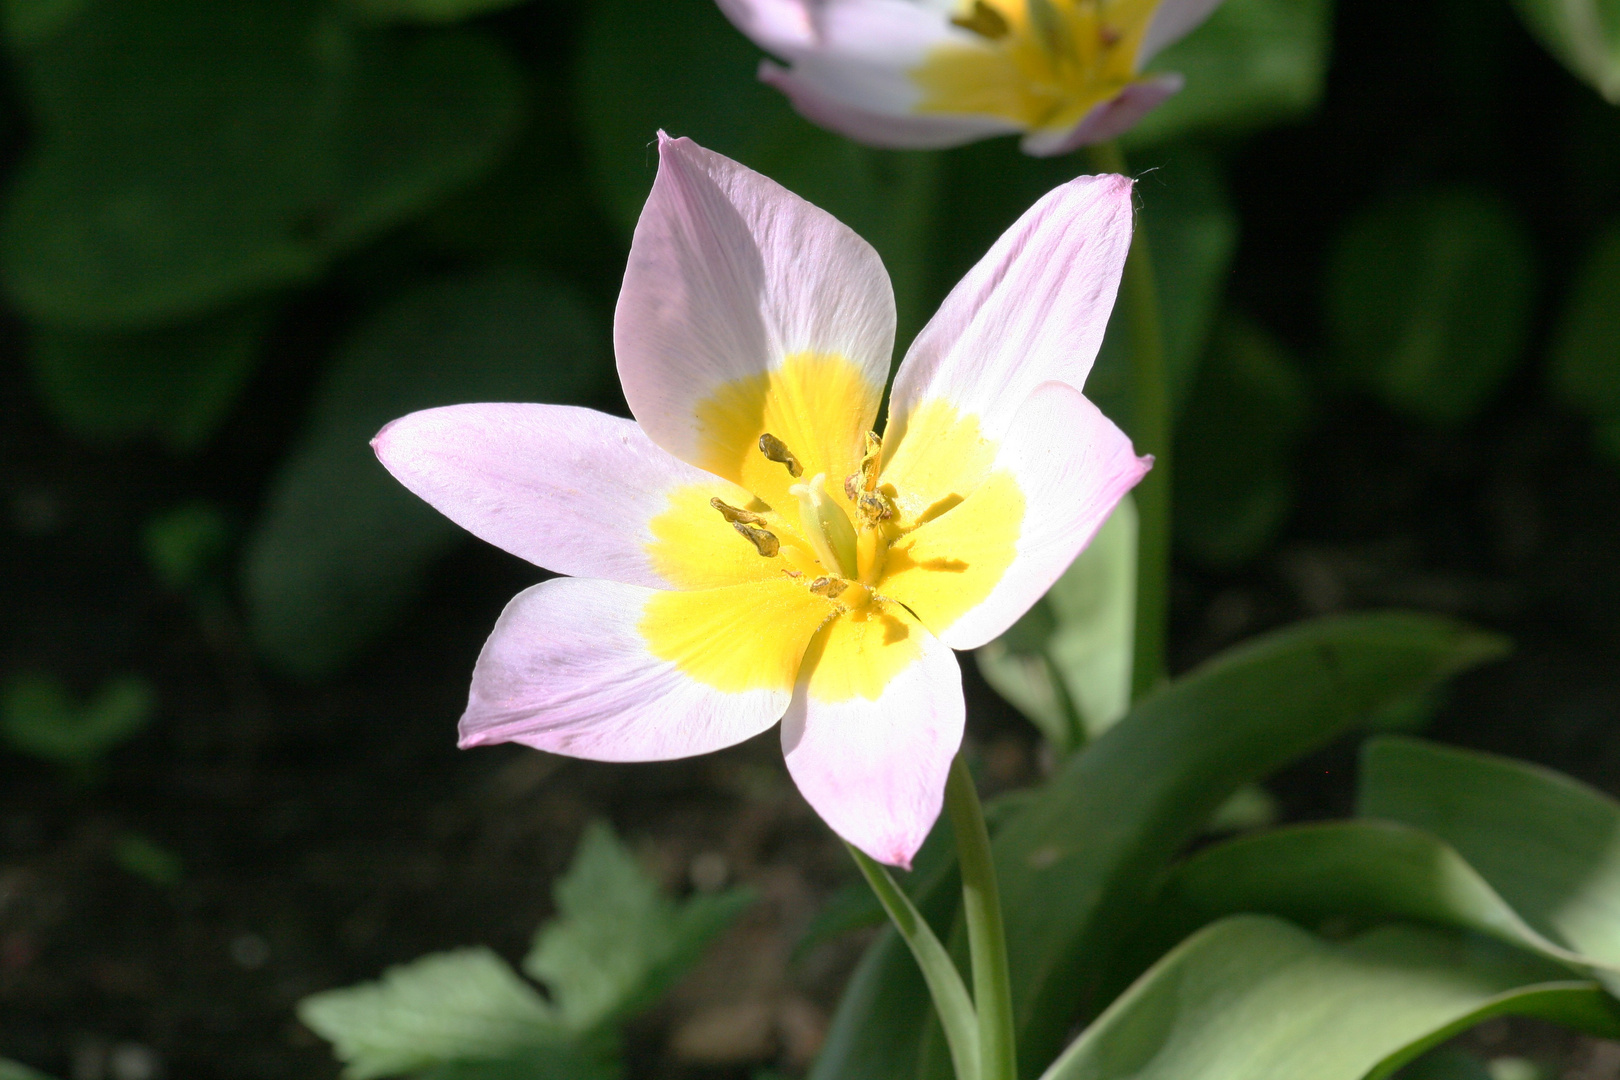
[[1395, 1049, 1494, 1080], [523, 821, 754, 1032], [814, 613, 1509, 1080], [1083, 146, 1239, 437], [1359, 737, 1620, 995], [576, 0, 938, 342], [1327, 189, 1536, 427], [1148, 820, 1601, 975], [344, 0, 530, 24], [297, 947, 577, 1080], [977, 495, 1137, 751], [1124, 0, 1333, 147], [1, 672, 153, 766], [0, 0, 522, 329], [1040, 916, 1620, 1080], [242, 268, 606, 678], [1548, 219, 1620, 462], [1175, 314, 1312, 567], [28, 308, 266, 450], [1508, 0, 1620, 104]]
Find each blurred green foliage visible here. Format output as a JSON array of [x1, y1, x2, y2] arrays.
[[1, 671, 153, 768], [1549, 218, 1620, 461]]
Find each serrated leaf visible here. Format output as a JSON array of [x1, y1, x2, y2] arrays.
[[1327, 189, 1536, 427], [1124, 0, 1333, 147], [1040, 916, 1620, 1080], [297, 947, 575, 1080], [523, 821, 753, 1032], [1508, 0, 1620, 104], [1548, 218, 1620, 464], [0, 0, 522, 329], [242, 268, 606, 678], [1359, 737, 1620, 995], [815, 613, 1510, 1080], [1, 671, 153, 766]]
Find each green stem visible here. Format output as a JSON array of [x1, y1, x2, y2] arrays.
[[1088, 139, 1170, 701], [847, 843, 981, 1080], [946, 754, 1017, 1080]]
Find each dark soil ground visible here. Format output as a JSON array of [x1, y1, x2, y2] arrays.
[[5, 0, 1620, 1076]]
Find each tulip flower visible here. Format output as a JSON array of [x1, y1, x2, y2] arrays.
[[373, 134, 1148, 866], [717, 0, 1223, 155]]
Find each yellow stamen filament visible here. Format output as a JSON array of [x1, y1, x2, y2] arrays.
[[757, 433, 804, 477]]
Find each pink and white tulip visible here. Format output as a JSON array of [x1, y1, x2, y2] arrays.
[[374, 134, 1149, 866], [717, 0, 1225, 155]]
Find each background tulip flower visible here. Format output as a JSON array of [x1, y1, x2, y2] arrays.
[[373, 134, 1148, 867], [716, 0, 1226, 155]]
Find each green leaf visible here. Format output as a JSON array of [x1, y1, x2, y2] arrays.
[[1396, 1049, 1494, 1080], [0, 0, 522, 329], [241, 268, 607, 678], [1508, 0, 1620, 104], [1175, 314, 1312, 567], [1548, 218, 1620, 463], [1327, 189, 1536, 427], [1, 672, 153, 766], [1359, 737, 1620, 995], [1040, 916, 1620, 1080], [0, 1059, 57, 1080], [343, 0, 530, 25], [523, 821, 753, 1032], [976, 495, 1137, 752], [28, 308, 266, 450], [814, 613, 1510, 1080], [1148, 820, 1604, 976], [297, 947, 578, 1080], [576, 0, 938, 342], [1124, 0, 1334, 147]]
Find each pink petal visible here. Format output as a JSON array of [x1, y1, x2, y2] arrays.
[[715, 0, 816, 53], [1140, 0, 1228, 65], [781, 609, 964, 867], [1019, 74, 1185, 156], [886, 171, 1135, 445], [920, 381, 1150, 651], [761, 61, 1021, 150], [615, 134, 895, 469], [461, 577, 823, 761], [372, 403, 757, 589]]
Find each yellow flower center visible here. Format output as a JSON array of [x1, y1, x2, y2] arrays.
[[912, 0, 1163, 134]]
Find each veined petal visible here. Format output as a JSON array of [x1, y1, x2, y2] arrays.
[[1019, 73, 1183, 156], [761, 60, 1022, 150], [1139, 0, 1227, 65], [781, 603, 963, 867], [882, 382, 1149, 650], [886, 172, 1134, 445], [615, 134, 894, 510], [461, 577, 835, 761], [372, 403, 773, 590]]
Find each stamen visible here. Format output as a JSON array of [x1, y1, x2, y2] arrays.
[[758, 433, 803, 477], [732, 521, 780, 557], [710, 497, 765, 525], [808, 576, 849, 599], [857, 491, 894, 525], [951, 0, 1010, 39]]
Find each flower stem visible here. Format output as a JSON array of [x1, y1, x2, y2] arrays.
[[946, 753, 1017, 1080], [1088, 139, 1170, 701], [846, 843, 981, 1080]]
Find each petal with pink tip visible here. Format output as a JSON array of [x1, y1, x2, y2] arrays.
[[886, 172, 1135, 445], [372, 403, 766, 590], [883, 382, 1150, 651], [1019, 74, 1184, 157], [761, 61, 1021, 150], [781, 605, 964, 867], [1139, 0, 1228, 66], [460, 576, 833, 761], [615, 134, 895, 472]]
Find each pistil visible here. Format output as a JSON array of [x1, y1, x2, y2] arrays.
[[790, 473, 859, 579]]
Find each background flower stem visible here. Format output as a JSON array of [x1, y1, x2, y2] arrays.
[[847, 841, 982, 1080], [946, 753, 1017, 1080], [1088, 139, 1170, 701]]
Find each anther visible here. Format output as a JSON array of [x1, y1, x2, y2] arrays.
[[857, 491, 893, 525], [732, 521, 780, 557], [808, 576, 849, 599], [951, 0, 1010, 39], [758, 433, 804, 477], [710, 496, 765, 525]]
